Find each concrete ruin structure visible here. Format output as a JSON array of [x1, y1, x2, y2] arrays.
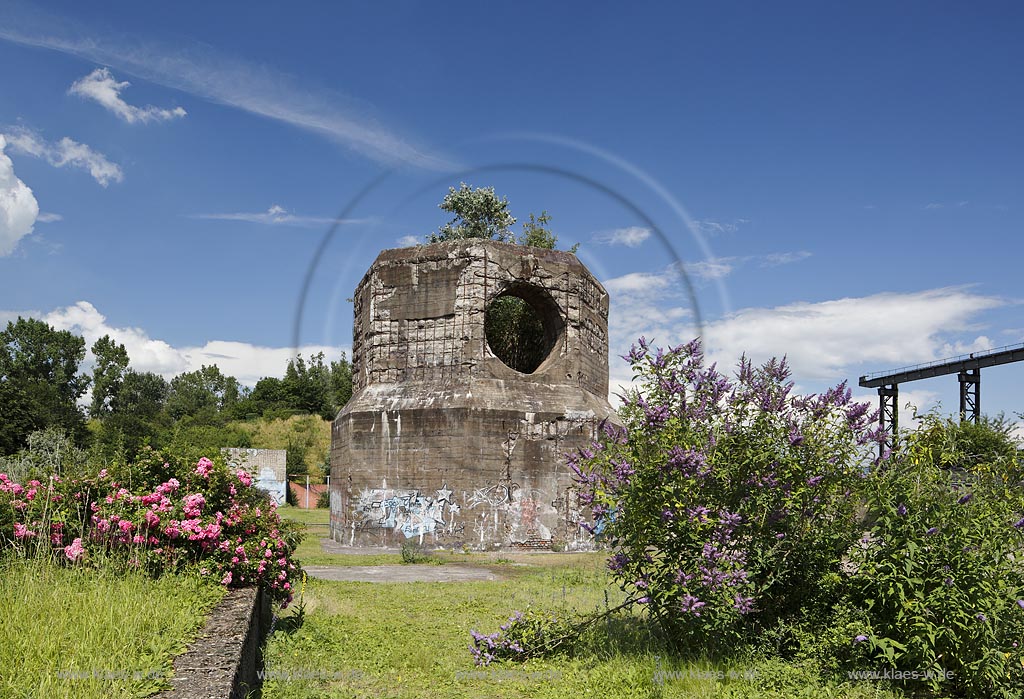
[[329, 239, 617, 549]]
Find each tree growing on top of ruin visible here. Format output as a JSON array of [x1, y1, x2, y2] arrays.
[[425, 183, 578, 253], [427, 183, 516, 243]]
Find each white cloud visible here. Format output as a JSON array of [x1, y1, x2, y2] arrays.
[[603, 271, 674, 297], [36, 211, 62, 223], [69, 67, 186, 124], [0, 134, 39, 256], [18, 301, 345, 387], [0, 16, 452, 169], [602, 281, 1008, 403], [593, 226, 651, 247], [4, 127, 123, 186], [702, 288, 1004, 380], [192, 204, 364, 228], [603, 269, 692, 395], [396, 235, 420, 248]]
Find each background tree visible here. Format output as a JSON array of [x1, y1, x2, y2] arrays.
[[89, 335, 129, 418], [165, 365, 240, 421], [95, 370, 171, 461], [328, 354, 353, 416], [0, 317, 89, 453], [282, 353, 329, 417]]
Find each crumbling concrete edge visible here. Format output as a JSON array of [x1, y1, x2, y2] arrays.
[[159, 585, 272, 699]]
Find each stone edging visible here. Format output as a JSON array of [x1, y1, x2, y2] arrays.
[[159, 585, 272, 699]]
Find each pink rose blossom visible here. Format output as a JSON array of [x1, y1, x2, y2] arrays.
[[156, 478, 180, 495], [64, 537, 85, 562], [221, 571, 233, 586], [13, 523, 33, 539], [195, 457, 214, 478], [236, 469, 253, 487], [183, 493, 206, 517]]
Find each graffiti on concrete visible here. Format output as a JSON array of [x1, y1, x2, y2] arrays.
[[465, 481, 519, 510], [353, 483, 461, 539]]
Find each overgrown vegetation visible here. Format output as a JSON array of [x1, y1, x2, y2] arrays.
[[473, 338, 1024, 698]]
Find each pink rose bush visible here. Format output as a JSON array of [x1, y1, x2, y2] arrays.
[[0, 451, 302, 607]]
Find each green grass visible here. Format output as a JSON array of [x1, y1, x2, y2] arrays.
[[277, 505, 330, 527], [0, 556, 225, 699], [262, 554, 903, 699]]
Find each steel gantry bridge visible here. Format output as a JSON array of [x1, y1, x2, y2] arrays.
[[858, 342, 1024, 456]]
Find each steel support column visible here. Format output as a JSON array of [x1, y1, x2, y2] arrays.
[[877, 384, 898, 458], [958, 369, 980, 423]]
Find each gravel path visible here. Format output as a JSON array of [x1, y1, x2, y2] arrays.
[[303, 564, 500, 582]]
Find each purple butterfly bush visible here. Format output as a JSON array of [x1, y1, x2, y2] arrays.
[[567, 337, 881, 645]]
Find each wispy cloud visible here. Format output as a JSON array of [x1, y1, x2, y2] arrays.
[[692, 218, 749, 236], [592, 226, 651, 247], [192, 204, 367, 228], [923, 201, 969, 210], [36, 212, 62, 223], [678, 250, 811, 282], [69, 67, 186, 124], [0, 134, 39, 256], [761, 250, 812, 266], [684, 258, 735, 280], [0, 8, 453, 169], [4, 126, 123, 186], [396, 235, 420, 247]]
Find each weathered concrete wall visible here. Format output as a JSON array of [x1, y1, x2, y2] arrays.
[[330, 239, 617, 549], [223, 448, 287, 506]]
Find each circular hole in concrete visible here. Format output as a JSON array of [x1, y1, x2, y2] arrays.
[[484, 284, 562, 374]]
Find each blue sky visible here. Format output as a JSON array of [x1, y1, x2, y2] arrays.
[[0, 1, 1021, 427]]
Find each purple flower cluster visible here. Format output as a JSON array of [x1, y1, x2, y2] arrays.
[[666, 446, 709, 477], [679, 594, 706, 616]]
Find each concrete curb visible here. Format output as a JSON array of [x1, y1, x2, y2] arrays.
[[160, 586, 272, 699]]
